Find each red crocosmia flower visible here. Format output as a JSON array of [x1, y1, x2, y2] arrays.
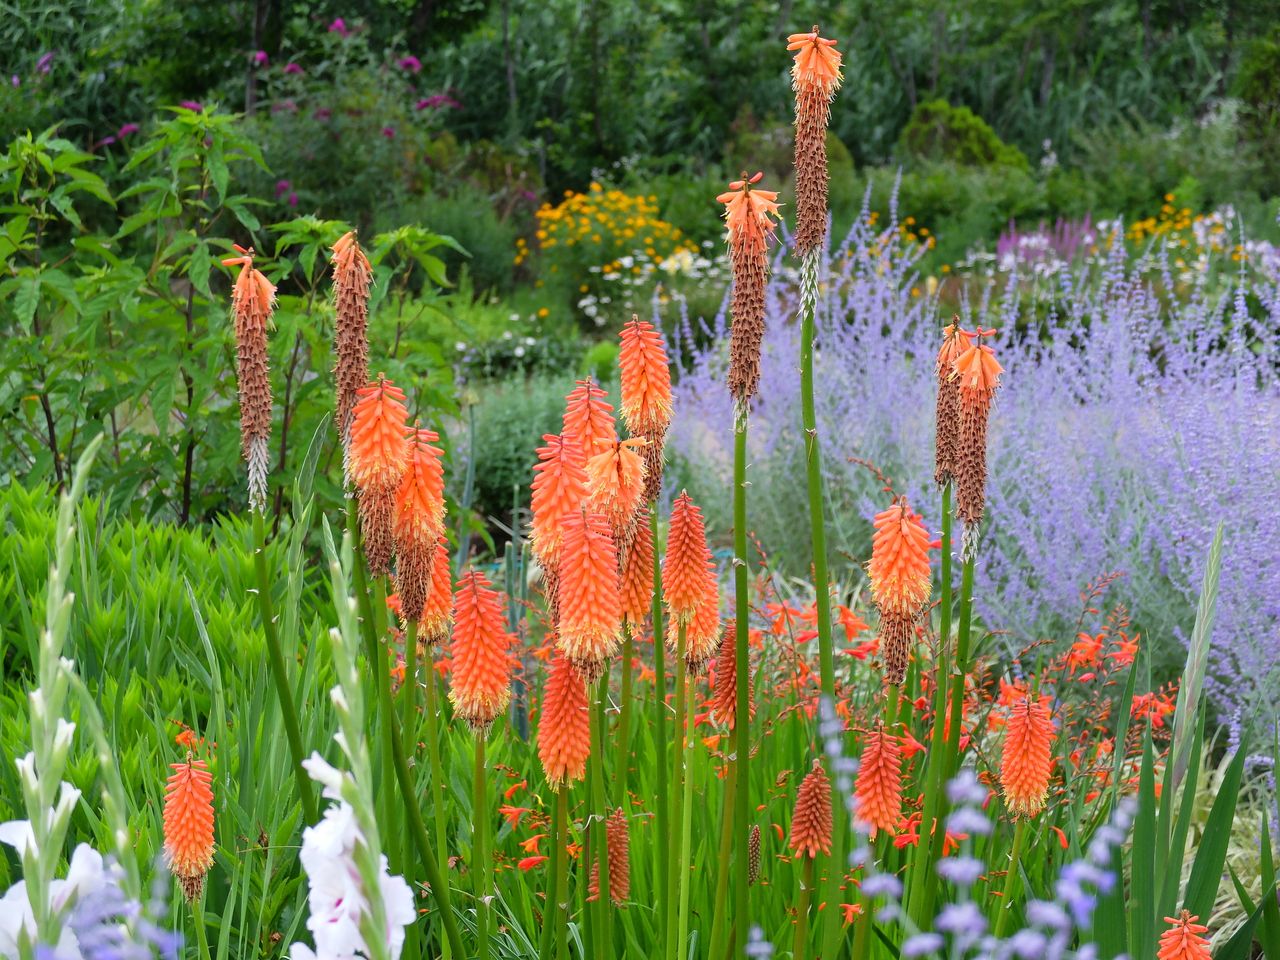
[[519, 835, 546, 853], [503, 779, 527, 800], [518, 856, 549, 871], [840, 903, 861, 924], [498, 805, 531, 829]]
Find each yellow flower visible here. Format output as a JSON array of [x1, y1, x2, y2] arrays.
[[538, 307, 550, 317]]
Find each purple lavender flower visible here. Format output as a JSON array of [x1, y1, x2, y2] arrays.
[[328, 17, 350, 37], [946, 768, 988, 806], [946, 807, 993, 836], [861, 872, 902, 898], [36, 52, 54, 74], [10, 75, 19, 88], [283, 62, 303, 75], [117, 123, 140, 138], [936, 855, 984, 886], [901, 932, 944, 957], [396, 55, 422, 73]]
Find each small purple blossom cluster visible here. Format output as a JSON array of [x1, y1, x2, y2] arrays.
[[665, 199, 1280, 728]]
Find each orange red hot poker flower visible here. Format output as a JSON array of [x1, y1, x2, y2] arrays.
[[394, 426, 446, 624], [419, 536, 454, 647], [934, 320, 972, 488], [1000, 696, 1055, 818], [854, 726, 903, 838], [562, 379, 617, 469], [619, 505, 655, 627], [537, 652, 591, 790], [556, 510, 623, 682], [662, 491, 716, 623], [618, 316, 673, 502], [350, 376, 411, 577], [718, 174, 781, 406], [953, 328, 1004, 550], [221, 246, 275, 513], [330, 230, 372, 454], [1157, 912, 1213, 960], [163, 756, 215, 902], [788, 27, 843, 256], [448, 571, 515, 732], [586, 437, 647, 543], [868, 497, 932, 684], [710, 619, 754, 730], [789, 759, 834, 859]]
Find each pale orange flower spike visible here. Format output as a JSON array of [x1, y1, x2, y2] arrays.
[[419, 537, 454, 647], [666, 573, 720, 674], [662, 490, 716, 623], [586, 437, 647, 542], [789, 27, 844, 255], [854, 726, 903, 838], [537, 652, 591, 789], [1000, 696, 1055, 818], [448, 571, 515, 732], [718, 175, 782, 404], [556, 510, 623, 682], [562, 379, 617, 469], [787, 28, 843, 98], [618, 316, 673, 437], [349, 376, 411, 577], [717, 175, 782, 260], [789, 759, 834, 859], [393, 426, 446, 624], [619, 506, 655, 627], [868, 497, 933, 618], [530, 433, 590, 574], [1157, 911, 1213, 960], [221, 248, 276, 513], [163, 756, 215, 902]]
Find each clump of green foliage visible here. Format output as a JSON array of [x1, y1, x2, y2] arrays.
[[899, 99, 1030, 169]]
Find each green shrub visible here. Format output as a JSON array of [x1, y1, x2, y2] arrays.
[[1234, 27, 1280, 195], [899, 99, 1030, 170], [395, 186, 521, 296], [579, 341, 618, 383]]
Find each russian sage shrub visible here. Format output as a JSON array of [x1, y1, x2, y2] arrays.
[[665, 207, 1280, 727]]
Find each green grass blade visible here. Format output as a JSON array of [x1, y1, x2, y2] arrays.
[[1129, 725, 1157, 959], [1169, 523, 1221, 794], [1182, 739, 1246, 919], [1158, 703, 1204, 919], [1259, 816, 1280, 960]]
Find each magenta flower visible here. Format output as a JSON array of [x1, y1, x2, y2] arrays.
[[381, 126, 396, 139], [116, 123, 140, 138], [314, 107, 332, 121], [415, 93, 461, 111], [10, 75, 19, 88], [92, 136, 117, 150], [271, 98, 298, 114], [396, 55, 422, 73], [328, 18, 350, 37], [252, 50, 269, 67], [275, 179, 292, 198], [287, 192, 299, 208], [283, 62, 303, 75], [178, 100, 203, 112], [36, 52, 54, 74]]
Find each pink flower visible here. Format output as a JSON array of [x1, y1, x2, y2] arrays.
[[314, 107, 332, 121], [328, 18, 350, 37], [252, 50, 269, 67], [178, 100, 203, 112], [381, 126, 396, 139], [36, 52, 54, 74], [415, 94, 461, 111], [275, 179, 292, 198], [288, 192, 299, 208], [283, 62, 303, 75], [10, 75, 19, 88], [116, 123, 140, 138], [396, 55, 422, 73]]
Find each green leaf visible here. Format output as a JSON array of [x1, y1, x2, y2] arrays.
[[13, 271, 40, 331], [206, 142, 229, 203], [226, 198, 261, 232], [1219, 891, 1276, 960], [1129, 725, 1156, 960], [1158, 704, 1203, 919], [1260, 817, 1280, 960], [1183, 740, 1247, 918], [188, 241, 212, 298], [1170, 524, 1222, 792], [48, 191, 82, 230], [39, 268, 81, 313], [114, 208, 160, 240]]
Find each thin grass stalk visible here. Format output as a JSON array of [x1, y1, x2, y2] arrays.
[[539, 789, 562, 959], [994, 819, 1029, 938], [370, 573, 400, 871], [618, 626, 634, 806], [348, 502, 466, 959], [589, 681, 613, 956], [554, 788, 571, 960], [675, 667, 695, 960], [707, 758, 738, 960], [192, 894, 212, 960], [794, 857, 816, 960], [666, 623, 689, 960], [252, 510, 317, 824], [732, 412, 751, 942], [400, 620, 420, 959], [650, 505, 670, 945], [907, 483, 954, 923], [474, 734, 491, 960], [421, 652, 453, 960]]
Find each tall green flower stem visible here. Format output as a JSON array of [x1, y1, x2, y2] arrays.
[[793, 858, 816, 960], [706, 759, 738, 960], [732, 408, 752, 947], [474, 734, 491, 960], [345, 512, 466, 959], [589, 680, 613, 956], [650, 506, 670, 946], [907, 483, 954, 924], [400, 621, 420, 958], [553, 789, 571, 960], [253, 509, 318, 825], [676, 665, 696, 960], [421, 651, 453, 960], [618, 625, 634, 804], [994, 820, 1029, 938], [666, 624, 689, 960]]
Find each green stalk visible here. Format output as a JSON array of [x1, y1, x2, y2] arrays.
[[945, 553, 977, 775], [400, 620, 419, 958], [253, 510, 317, 824], [650, 505, 670, 945], [589, 679, 613, 956], [618, 625, 634, 806], [794, 857, 816, 960], [539, 786, 562, 959], [994, 820, 1029, 938], [732, 410, 752, 944], [666, 624, 689, 960], [474, 734, 491, 960], [349, 505, 466, 959], [192, 896, 212, 960], [676, 670, 695, 960], [907, 483, 953, 923], [553, 789, 571, 960], [421, 654, 453, 960], [707, 758, 738, 960]]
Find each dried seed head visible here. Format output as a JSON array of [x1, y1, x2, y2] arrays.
[[747, 825, 762, 886], [953, 331, 1004, 548], [163, 757, 215, 902], [788, 28, 843, 256], [556, 511, 622, 682], [717, 176, 781, 406], [934, 321, 972, 487], [619, 506, 655, 627], [789, 759, 834, 859], [1157, 911, 1212, 960], [359, 485, 396, 578], [448, 571, 515, 733], [877, 610, 915, 686], [222, 250, 275, 513], [710, 619, 754, 730], [330, 230, 372, 454], [1000, 696, 1054, 818], [538, 652, 591, 790], [854, 726, 902, 838]]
